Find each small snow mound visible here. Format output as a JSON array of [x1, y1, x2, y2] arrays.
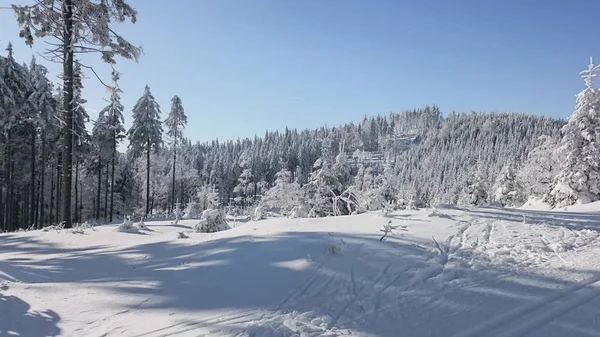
[[194, 209, 230, 233], [116, 218, 138, 233], [239, 311, 340, 337]]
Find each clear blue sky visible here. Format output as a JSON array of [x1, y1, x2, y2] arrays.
[[1, 0, 599, 145]]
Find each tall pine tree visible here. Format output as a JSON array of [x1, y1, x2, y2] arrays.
[[547, 57, 600, 207], [164, 95, 187, 213], [127, 85, 163, 216]]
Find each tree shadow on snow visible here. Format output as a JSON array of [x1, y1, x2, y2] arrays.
[[2, 228, 600, 336], [442, 204, 600, 231], [0, 292, 61, 337]]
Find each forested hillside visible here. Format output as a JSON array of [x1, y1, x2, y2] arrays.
[[0, 48, 565, 231]]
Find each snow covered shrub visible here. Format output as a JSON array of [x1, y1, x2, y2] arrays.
[[42, 223, 66, 232], [136, 219, 149, 231], [173, 203, 181, 225], [177, 231, 189, 239], [70, 222, 94, 234], [290, 203, 311, 218], [380, 221, 399, 241], [194, 209, 230, 233], [260, 168, 303, 216], [253, 205, 267, 221], [183, 200, 202, 219], [324, 244, 343, 255], [428, 209, 453, 219], [116, 217, 138, 233]]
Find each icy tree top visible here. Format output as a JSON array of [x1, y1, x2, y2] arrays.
[[581, 56, 600, 89]]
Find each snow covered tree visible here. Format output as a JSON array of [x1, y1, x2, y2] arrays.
[[459, 159, 488, 206], [164, 95, 187, 213], [492, 164, 525, 207], [517, 135, 560, 198], [28, 57, 56, 228], [12, 0, 141, 228], [547, 58, 600, 207], [261, 168, 302, 215], [127, 85, 163, 216], [100, 71, 125, 221]]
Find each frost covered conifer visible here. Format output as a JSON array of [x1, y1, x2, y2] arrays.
[[127, 85, 163, 216], [12, 0, 141, 228], [261, 168, 302, 215], [518, 135, 560, 198], [493, 164, 524, 207], [165, 95, 187, 213], [547, 58, 600, 207]]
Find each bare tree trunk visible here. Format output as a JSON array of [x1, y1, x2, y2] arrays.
[[110, 148, 116, 222], [50, 163, 54, 225], [9, 149, 14, 231], [56, 154, 61, 225], [60, 0, 75, 228], [104, 163, 109, 222], [146, 139, 150, 217], [3, 140, 10, 231], [74, 160, 79, 225], [37, 134, 45, 228], [171, 137, 176, 214], [30, 128, 36, 227], [96, 157, 101, 220]]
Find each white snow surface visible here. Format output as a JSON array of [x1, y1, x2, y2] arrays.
[[3, 205, 600, 336]]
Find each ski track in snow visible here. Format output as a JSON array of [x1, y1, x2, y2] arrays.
[[3, 205, 600, 336]]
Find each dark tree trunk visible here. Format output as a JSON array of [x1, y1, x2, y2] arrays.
[[74, 160, 79, 225], [146, 139, 150, 217], [60, 0, 75, 228], [171, 137, 176, 213], [50, 163, 54, 225], [110, 148, 116, 222], [56, 155, 61, 225], [3, 139, 10, 231], [96, 157, 101, 220], [104, 163, 109, 221], [30, 128, 36, 227]]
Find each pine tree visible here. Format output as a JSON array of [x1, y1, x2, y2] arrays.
[[127, 85, 163, 216], [261, 167, 302, 215], [492, 163, 524, 207], [547, 57, 600, 207], [12, 0, 141, 228], [104, 71, 125, 221], [164, 95, 187, 213], [29, 57, 56, 228]]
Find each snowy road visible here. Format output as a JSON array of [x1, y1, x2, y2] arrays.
[[2, 205, 600, 336]]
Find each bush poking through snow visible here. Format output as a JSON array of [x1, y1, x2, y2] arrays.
[[290, 203, 311, 218], [324, 244, 343, 255], [253, 205, 267, 221], [177, 231, 189, 239], [42, 223, 66, 233], [194, 209, 230, 233], [428, 209, 453, 219], [380, 220, 399, 241], [432, 236, 450, 265], [116, 217, 139, 233], [136, 219, 150, 231]]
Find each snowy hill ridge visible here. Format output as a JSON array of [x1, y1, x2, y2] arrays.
[[3, 204, 600, 336]]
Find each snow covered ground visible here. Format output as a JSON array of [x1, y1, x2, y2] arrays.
[[3, 204, 600, 336]]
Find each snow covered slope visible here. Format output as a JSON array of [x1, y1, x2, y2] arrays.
[[2, 206, 600, 336]]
